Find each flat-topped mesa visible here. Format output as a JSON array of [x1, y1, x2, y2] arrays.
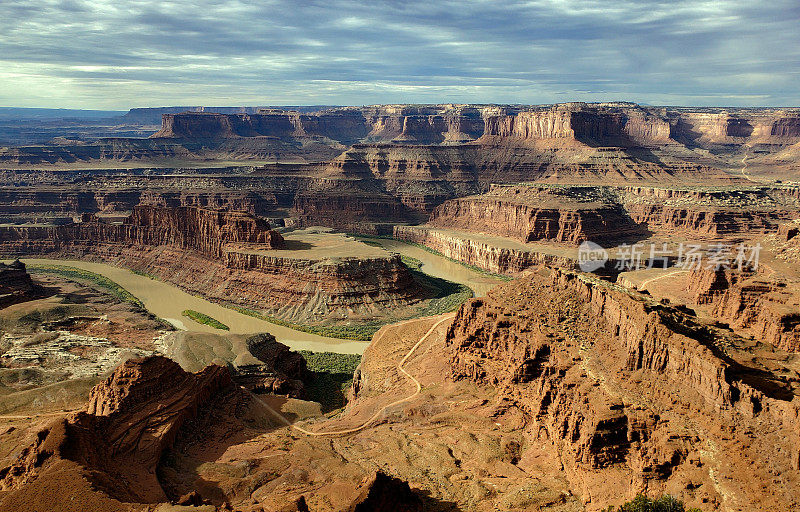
[[672, 111, 800, 145], [122, 205, 285, 257], [481, 104, 800, 147], [152, 110, 370, 143], [424, 184, 800, 248], [150, 103, 800, 148], [152, 105, 486, 145], [428, 184, 646, 245], [481, 105, 672, 146], [618, 185, 800, 237], [446, 268, 800, 509]]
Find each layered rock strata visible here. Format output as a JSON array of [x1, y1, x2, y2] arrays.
[[687, 267, 800, 352], [446, 268, 800, 509], [0, 206, 422, 323], [393, 225, 577, 274], [0, 356, 234, 508], [423, 184, 800, 250], [428, 184, 645, 244]]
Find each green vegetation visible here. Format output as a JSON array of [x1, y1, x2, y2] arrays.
[[398, 254, 473, 315], [399, 254, 423, 271], [227, 304, 384, 341], [411, 270, 473, 316], [299, 350, 361, 412], [130, 269, 158, 279], [300, 350, 362, 374], [603, 495, 702, 512], [28, 264, 145, 308], [181, 309, 230, 330], [407, 241, 513, 281]]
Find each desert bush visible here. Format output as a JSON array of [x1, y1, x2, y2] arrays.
[[603, 494, 702, 512], [299, 350, 361, 412]]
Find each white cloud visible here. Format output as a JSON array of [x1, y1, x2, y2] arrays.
[[0, 0, 797, 108]]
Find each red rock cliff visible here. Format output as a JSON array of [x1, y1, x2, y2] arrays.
[[687, 267, 800, 352], [446, 268, 800, 509], [0, 356, 233, 508]]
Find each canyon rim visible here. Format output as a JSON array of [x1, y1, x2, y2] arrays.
[[1, 1, 799, 511]]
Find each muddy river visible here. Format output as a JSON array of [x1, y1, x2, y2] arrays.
[[362, 238, 502, 297], [21, 245, 501, 355]]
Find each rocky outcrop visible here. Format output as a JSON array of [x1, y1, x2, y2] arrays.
[[482, 105, 672, 146], [153, 110, 368, 143], [150, 104, 800, 150], [619, 186, 799, 237], [394, 225, 575, 274], [422, 184, 800, 248], [446, 268, 800, 509], [0, 207, 423, 324], [236, 333, 308, 396], [429, 184, 646, 244], [123, 204, 285, 255], [687, 267, 800, 352], [0, 260, 36, 306], [153, 106, 485, 145], [0, 204, 285, 257], [293, 187, 414, 234], [0, 356, 234, 509], [673, 112, 800, 145]]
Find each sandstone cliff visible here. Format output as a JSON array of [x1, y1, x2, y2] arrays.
[[0, 356, 234, 509], [429, 184, 646, 244], [481, 105, 672, 146], [686, 267, 800, 352], [393, 224, 577, 274], [0, 204, 286, 257], [0, 207, 424, 324], [446, 268, 800, 510], [420, 184, 800, 251]]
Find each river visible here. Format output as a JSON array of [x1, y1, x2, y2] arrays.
[[360, 238, 502, 297], [21, 243, 502, 354]]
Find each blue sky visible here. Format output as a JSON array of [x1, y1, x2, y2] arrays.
[[1, 0, 798, 109]]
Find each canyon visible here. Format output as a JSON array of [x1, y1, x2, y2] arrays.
[[1, 101, 800, 511], [0, 206, 430, 326]]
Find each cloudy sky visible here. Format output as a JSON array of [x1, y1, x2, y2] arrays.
[[1, 0, 798, 109]]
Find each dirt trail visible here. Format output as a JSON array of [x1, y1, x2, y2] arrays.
[[248, 314, 454, 437], [0, 315, 453, 436], [638, 269, 690, 289], [740, 144, 756, 182]]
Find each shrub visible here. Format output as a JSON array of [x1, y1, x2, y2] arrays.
[[603, 494, 702, 512], [298, 350, 362, 412]]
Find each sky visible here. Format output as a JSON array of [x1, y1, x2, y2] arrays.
[[1, 0, 799, 109]]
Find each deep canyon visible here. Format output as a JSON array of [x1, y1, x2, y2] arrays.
[[0, 102, 798, 512]]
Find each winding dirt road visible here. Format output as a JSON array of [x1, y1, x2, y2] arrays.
[[0, 315, 454, 437], [248, 314, 454, 437]]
